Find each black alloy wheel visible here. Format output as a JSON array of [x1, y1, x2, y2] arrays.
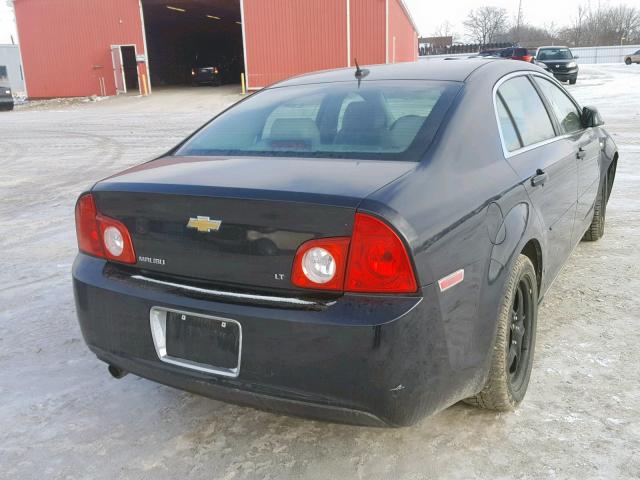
[[507, 275, 535, 394], [465, 254, 538, 410]]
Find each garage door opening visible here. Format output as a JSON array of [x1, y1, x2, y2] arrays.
[[141, 0, 244, 89]]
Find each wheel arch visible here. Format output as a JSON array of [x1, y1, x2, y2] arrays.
[[521, 239, 543, 293], [606, 152, 618, 202]]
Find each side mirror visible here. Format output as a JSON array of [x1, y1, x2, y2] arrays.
[[582, 106, 604, 128], [574, 55, 580, 59]]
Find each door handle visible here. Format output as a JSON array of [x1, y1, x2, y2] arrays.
[[531, 169, 548, 187], [576, 147, 586, 159]]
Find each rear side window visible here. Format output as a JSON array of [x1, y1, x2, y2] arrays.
[[533, 77, 583, 134], [496, 96, 521, 151], [177, 80, 460, 161], [498, 76, 555, 148]]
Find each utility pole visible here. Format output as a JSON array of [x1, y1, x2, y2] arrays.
[[515, 0, 523, 43]]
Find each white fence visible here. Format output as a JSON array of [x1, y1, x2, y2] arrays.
[[572, 44, 640, 64], [419, 44, 640, 65]]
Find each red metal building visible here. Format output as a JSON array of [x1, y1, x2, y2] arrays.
[[13, 0, 418, 98]]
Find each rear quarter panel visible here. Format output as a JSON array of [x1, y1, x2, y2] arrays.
[[362, 62, 545, 397]]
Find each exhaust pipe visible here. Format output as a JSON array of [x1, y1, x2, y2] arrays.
[[108, 365, 128, 379]]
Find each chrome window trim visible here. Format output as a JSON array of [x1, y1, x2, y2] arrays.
[[132, 274, 329, 307], [493, 71, 585, 159], [150, 306, 242, 378]]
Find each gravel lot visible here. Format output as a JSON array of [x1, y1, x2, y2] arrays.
[[1, 65, 639, 480]]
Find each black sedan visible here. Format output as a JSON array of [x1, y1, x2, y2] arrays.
[[191, 66, 222, 86], [73, 59, 618, 426], [535, 46, 579, 84]]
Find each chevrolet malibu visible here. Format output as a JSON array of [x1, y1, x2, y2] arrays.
[[73, 59, 618, 426]]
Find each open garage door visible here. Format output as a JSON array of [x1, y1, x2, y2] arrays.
[[141, 0, 244, 88]]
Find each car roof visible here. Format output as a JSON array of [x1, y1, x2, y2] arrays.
[[537, 46, 570, 50], [270, 58, 541, 88]]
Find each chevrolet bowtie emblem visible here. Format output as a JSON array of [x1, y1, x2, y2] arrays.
[[186, 216, 222, 233]]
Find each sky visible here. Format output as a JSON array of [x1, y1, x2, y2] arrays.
[[404, 0, 632, 39], [0, 0, 635, 44]]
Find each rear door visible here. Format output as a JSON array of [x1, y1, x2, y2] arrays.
[[111, 46, 126, 94], [495, 74, 578, 284], [532, 75, 601, 244]]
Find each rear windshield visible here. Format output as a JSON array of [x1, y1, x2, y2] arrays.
[[537, 48, 573, 60], [176, 80, 460, 161], [514, 48, 528, 56]]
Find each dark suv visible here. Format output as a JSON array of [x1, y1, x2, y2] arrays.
[[535, 46, 579, 84]]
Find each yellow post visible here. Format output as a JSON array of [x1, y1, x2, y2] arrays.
[[241, 73, 246, 95], [141, 74, 149, 96]]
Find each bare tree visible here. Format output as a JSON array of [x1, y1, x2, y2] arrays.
[[557, 4, 640, 47], [434, 21, 454, 38], [569, 5, 587, 46], [464, 7, 509, 46], [612, 5, 640, 44]]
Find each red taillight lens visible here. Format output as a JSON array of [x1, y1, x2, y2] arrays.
[[291, 214, 417, 293], [97, 215, 137, 264], [291, 237, 350, 290], [345, 213, 417, 293], [75, 193, 136, 264], [75, 194, 103, 258]]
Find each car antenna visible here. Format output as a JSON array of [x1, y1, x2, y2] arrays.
[[354, 59, 369, 87]]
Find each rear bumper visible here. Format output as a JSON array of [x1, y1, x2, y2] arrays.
[[0, 97, 14, 109], [193, 75, 220, 85], [73, 254, 472, 426]]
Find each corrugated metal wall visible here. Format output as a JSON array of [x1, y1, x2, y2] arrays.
[[387, 0, 417, 63], [349, 0, 386, 65], [14, 0, 147, 98], [243, 0, 417, 89], [243, 0, 348, 89]]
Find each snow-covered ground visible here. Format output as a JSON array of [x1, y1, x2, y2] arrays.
[[0, 66, 639, 479]]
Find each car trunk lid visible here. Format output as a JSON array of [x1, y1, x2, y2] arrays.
[[92, 156, 416, 292]]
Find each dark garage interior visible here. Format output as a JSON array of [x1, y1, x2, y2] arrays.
[[141, 0, 244, 87]]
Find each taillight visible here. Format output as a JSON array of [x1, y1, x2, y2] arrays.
[[291, 213, 417, 293], [345, 213, 417, 293], [97, 215, 137, 264], [291, 237, 350, 290], [75, 193, 136, 264], [75, 194, 103, 258]]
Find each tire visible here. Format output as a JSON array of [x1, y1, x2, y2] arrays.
[[582, 173, 608, 241], [569, 78, 577, 85], [626, 58, 632, 65], [465, 255, 538, 410]]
